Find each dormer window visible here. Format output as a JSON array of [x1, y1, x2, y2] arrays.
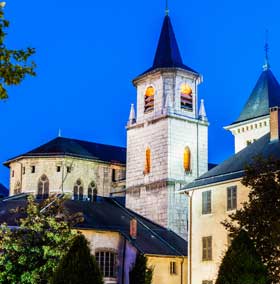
[[181, 83, 193, 110], [144, 86, 155, 113]]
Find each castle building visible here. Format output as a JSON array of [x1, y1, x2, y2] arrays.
[[182, 63, 280, 284], [126, 14, 209, 239]]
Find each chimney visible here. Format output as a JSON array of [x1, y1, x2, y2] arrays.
[[130, 218, 137, 239], [270, 107, 280, 141]]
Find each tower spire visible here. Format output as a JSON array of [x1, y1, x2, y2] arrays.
[[263, 29, 270, 71], [165, 0, 169, 15]]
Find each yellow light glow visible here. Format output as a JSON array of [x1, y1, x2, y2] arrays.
[[181, 83, 192, 96], [184, 146, 191, 172], [146, 86, 155, 97]]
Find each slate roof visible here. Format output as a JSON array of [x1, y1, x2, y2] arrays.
[[183, 133, 280, 190], [0, 195, 187, 257], [138, 15, 198, 78], [232, 69, 280, 125], [4, 137, 126, 166]]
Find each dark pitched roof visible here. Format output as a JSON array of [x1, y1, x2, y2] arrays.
[[184, 133, 280, 190], [4, 137, 126, 166], [0, 183, 9, 197], [0, 195, 187, 257], [138, 15, 198, 78], [232, 69, 280, 125]]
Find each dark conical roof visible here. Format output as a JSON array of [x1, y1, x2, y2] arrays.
[[139, 15, 198, 77], [233, 68, 280, 124]]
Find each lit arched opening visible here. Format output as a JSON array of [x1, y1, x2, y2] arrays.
[[181, 83, 193, 110], [144, 147, 151, 174], [144, 86, 155, 113], [184, 146, 191, 172], [38, 174, 49, 199], [88, 181, 97, 202], [73, 179, 84, 201]]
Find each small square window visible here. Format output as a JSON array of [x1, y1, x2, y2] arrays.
[[57, 166, 61, 172], [170, 261, 177, 275], [67, 166, 71, 173], [31, 166, 35, 173]]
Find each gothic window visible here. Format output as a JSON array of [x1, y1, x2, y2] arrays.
[[181, 83, 193, 110], [144, 86, 155, 113], [144, 147, 151, 174], [14, 181, 21, 195], [95, 250, 117, 278], [88, 181, 97, 202], [37, 174, 49, 199], [73, 179, 84, 201], [183, 146, 191, 172]]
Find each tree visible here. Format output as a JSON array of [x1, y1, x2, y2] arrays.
[[0, 195, 83, 284], [50, 234, 103, 284], [223, 156, 280, 284], [0, 3, 36, 99], [216, 230, 269, 284], [130, 253, 153, 284]]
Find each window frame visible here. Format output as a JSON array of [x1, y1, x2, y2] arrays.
[[227, 186, 237, 211], [202, 190, 211, 215], [202, 236, 212, 261], [144, 86, 155, 114], [169, 261, 177, 275], [95, 250, 117, 278]]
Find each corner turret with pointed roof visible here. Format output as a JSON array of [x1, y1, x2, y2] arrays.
[[225, 54, 280, 153]]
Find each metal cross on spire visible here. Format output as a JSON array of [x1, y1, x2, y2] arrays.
[[263, 29, 270, 71], [165, 0, 169, 15]]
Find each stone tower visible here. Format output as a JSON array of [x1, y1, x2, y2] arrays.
[[125, 14, 209, 239]]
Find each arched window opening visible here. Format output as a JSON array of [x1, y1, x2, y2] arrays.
[[181, 83, 193, 110], [95, 250, 117, 278], [88, 181, 97, 202], [73, 179, 83, 201], [14, 181, 21, 195], [144, 147, 151, 175], [184, 147, 191, 172], [37, 174, 49, 199], [144, 86, 155, 113]]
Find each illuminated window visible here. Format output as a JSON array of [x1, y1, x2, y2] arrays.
[[144, 86, 155, 113], [144, 147, 151, 174], [181, 83, 193, 110], [37, 174, 49, 199], [88, 181, 97, 202], [95, 251, 117, 278], [184, 146, 191, 172], [14, 181, 21, 195], [202, 236, 212, 261], [73, 179, 83, 200]]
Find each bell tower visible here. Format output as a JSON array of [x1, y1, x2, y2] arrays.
[[125, 14, 209, 239]]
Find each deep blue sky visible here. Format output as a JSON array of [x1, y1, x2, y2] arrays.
[[0, 0, 280, 187]]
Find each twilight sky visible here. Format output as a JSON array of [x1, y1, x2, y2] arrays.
[[0, 0, 280, 187]]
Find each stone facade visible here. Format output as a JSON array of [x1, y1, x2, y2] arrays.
[[8, 156, 125, 197], [225, 116, 270, 153], [126, 69, 208, 239]]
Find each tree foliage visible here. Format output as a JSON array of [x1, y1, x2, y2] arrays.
[[0, 4, 36, 99], [51, 234, 103, 284], [0, 195, 83, 284], [216, 230, 269, 284], [130, 253, 153, 284], [222, 156, 280, 284]]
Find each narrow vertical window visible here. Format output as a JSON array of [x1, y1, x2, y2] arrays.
[[169, 261, 177, 275], [181, 83, 193, 110], [31, 166, 35, 173], [144, 86, 155, 113], [202, 191, 211, 214], [37, 174, 49, 199], [14, 181, 21, 195], [144, 147, 151, 174], [88, 181, 97, 202], [73, 179, 83, 200], [202, 236, 212, 261], [227, 186, 237, 211], [183, 146, 191, 172]]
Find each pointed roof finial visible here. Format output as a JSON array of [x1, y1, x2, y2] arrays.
[[199, 99, 207, 121], [165, 0, 169, 15], [58, 128, 61, 137], [128, 103, 136, 125], [263, 29, 270, 71]]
